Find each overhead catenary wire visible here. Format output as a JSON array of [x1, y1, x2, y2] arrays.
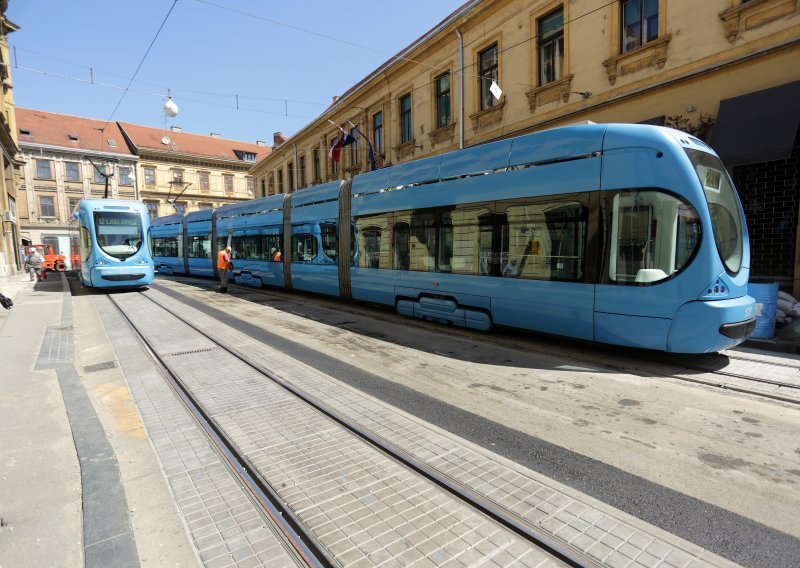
[[14, 0, 618, 129], [103, 0, 179, 128]]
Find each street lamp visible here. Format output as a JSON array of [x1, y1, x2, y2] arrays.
[[84, 155, 118, 198]]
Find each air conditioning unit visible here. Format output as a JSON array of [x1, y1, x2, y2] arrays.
[[3, 210, 15, 222]]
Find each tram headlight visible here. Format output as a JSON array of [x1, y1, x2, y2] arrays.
[[95, 258, 109, 266]]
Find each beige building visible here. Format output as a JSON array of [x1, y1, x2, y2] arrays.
[[251, 0, 800, 290], [13, 110, 273, 265], [0, 0, 20, 280], [15, 109, 139, 264], [118, 123, 271, 219]]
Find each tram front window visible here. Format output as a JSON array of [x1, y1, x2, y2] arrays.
[[609, 190, 701, 284], [685, 149, 744, 275], [93, 211, 143, 260]]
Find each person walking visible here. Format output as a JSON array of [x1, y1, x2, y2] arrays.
[[217, 246, 233, 292], [25, 247, 44, 282]]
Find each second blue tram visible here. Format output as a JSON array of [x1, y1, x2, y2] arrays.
[[70, 199, 154, 288], [150, 123, 756, 353]]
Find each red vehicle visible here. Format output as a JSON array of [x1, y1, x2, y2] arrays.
[[25, 244, 67, 271]]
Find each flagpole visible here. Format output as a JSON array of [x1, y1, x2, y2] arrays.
[[348, 120, 377, 171]]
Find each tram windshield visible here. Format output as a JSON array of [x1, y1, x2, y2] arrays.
[[93, 211, 143, 260], [685, 149, 744, 274]]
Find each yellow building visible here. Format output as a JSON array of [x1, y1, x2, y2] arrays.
[[118, 123, 271, 219], [0, 1, 20, 280], [13, 110, 273, 265], [251, 0, 800, 290], [15, 109, 138, 263]]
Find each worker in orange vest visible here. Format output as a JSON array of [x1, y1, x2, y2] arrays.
[[217, 246, 233, 292]]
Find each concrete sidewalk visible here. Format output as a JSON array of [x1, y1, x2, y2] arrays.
[[0, 273, 197, 567], [0, 272, 83, 566]]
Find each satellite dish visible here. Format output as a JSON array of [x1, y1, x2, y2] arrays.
[[162, 135, 171, 145], [164, 97, 179, 118]]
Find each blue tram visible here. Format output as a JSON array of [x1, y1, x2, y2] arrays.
[[69, 199, 154, 288], [150, 123, 756, 353]]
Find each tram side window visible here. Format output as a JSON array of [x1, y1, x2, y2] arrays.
[[217, 237, 229, 257], [320, 223, 337, 261], [393, 221, 411, 270], [265, 233, 282, 261], [608, 190, 701, 284], [440, 204, 494, 274], [188, 235, 211, 258], [503, 199, 587, 281], [292, 233, 318, 262], [80, 226, 93, 262], [408, 212, 436, 272], [152, 236, 179, 257], [232, 235, 269, 260], [356, 215, 390, 269]]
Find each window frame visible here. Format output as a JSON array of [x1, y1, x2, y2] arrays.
[[36, 159, 53, 180], [538, 7, 565, 86], [38, 194, 56, 218], [399, 94, 412, 144], [64, 161, 81, 182], [621, 0, 659, 53], [435, 72, 452, 129], [478, 43, 499, 111], [372, 111, 384, 155], [144, 167, 156, 186], [119, 167, 133, 186]]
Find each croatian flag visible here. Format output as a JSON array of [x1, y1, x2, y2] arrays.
[[329, 133, 355, 163]]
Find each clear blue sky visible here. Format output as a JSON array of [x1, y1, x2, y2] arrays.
[[8, 0, 467, 144]]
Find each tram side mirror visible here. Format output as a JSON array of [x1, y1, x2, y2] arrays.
[[72, 211, 79, 219]]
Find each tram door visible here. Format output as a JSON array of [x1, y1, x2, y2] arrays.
[[594, 190, 701, 350]]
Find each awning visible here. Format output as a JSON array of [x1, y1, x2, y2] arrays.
[[709, 80, 800, 167]]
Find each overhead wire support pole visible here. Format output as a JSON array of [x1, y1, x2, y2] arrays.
[[84, 155, 116, 199], [173, 182, 191, 203]]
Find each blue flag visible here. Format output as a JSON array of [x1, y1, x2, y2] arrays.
[[351, 125, 377, 171]]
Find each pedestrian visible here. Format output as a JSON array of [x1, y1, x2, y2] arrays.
[[25, 247, 44, 282], [271, 247, 282, 262], [502, 258, 518, 278], [217, 245, 233, 292]]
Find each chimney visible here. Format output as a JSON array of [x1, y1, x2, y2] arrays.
[[256, 140, 267, 147], [273, 132, 288, 148], [170, 126, 182, 133], [209, 132, 221, 138]]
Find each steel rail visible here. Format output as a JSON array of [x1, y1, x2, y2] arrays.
[[106, 292, 332, 568], [162, 273, 800, 406], [137, 288, 600, 568]]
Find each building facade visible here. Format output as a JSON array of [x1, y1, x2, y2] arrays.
[[250, 0, 800, 292], [118, 123, 271, 220], [0, 1, 20, 280], [15, 109, 138, 265], [14, 110, 273, 265]]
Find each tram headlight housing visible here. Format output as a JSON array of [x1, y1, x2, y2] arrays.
[[95, 258, 109, 266]]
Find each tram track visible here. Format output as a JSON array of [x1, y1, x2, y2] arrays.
[[167, 274, 800, 406], [106, 292, 328, 568], [107, 289, 602, 568]]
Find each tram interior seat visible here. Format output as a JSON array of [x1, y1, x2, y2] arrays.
[[635, 268, 668, 283]]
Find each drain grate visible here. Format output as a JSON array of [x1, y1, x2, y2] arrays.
[[168, 347, 216, 357], [83, 361, 117, 373]]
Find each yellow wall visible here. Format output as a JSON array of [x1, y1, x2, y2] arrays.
[[252, 0, 800, 195]]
